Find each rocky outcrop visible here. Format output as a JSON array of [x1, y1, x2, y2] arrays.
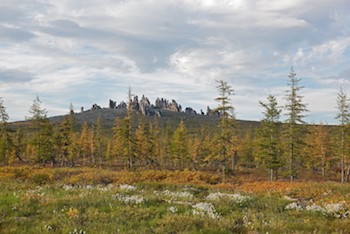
[[130, 96, 140, 111], [91, 104, 102, 110], [185, 107, 197, 115], [116, 101, 127, 109], [155, 98, 181, 112], [89, 94, 201, 117], [109, 99, 117, 109], [206, 106, 220, 117], [139, 95, 151, 115]]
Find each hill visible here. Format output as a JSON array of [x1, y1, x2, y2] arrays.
[[49, 108, 260, 135], [9, 94, 261, 135]]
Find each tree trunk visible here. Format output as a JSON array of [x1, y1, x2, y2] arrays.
[[290, 141, 294, 182], [269, 169, 273, 181], [346, 163, 350, 183], [321, 153, 325, 178], [341, 127, 345, 183]]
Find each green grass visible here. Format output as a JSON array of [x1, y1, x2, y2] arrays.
[[1, 172, 350, 233]]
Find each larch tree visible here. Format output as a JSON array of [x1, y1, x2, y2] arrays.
[[284, 67, 308, 181], [256, 94, 282, 181], [112, 88, 137, 170], [335, 87, 350, 183], [214, 80, 236, 176], [94, 117, 106, 168], [54, 110, 75, 167], [238, 130, 255, 170], [170, 120, 189, 170], [27, 95, 54, 165], [303, 123, 331, 177], [135, 120, 153, 168], [134, 121, 147, 167], [80, 122, 90, 166], [125, 87, 136, 169], [89, 127, 96, 166], [13, 128, 25, 163], [67, 132, 81, 167], [0, 98, 12, 164]]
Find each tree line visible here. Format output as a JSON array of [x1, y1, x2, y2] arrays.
[[0, 68, 350, 182]]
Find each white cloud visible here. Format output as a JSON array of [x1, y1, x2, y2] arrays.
[[0, 0, 349, 123]]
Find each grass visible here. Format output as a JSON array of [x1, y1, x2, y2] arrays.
[[0, 167, 350, 233]]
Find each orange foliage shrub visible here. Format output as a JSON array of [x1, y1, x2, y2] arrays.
[[238, 181, 305, 195], [64, 171, 115, 185]]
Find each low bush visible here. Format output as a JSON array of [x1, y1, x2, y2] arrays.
[[29, 172, 52, 185]]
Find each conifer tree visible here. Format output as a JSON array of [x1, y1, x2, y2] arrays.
[[94, 117, 105, 168], [303, 123, 331, 177], [89, 127, 96, 166], [112, 88, 137, 169], [214, 80, 236, 175], [256, 94, 282, 181], [13, 128, 25, 163], [27, 96, 54, 165], [284, 68, 308, 181], [190, 128, 213, 170], [0, 98, 9, 124], [113, 115, 135, 169], [335, 87, 350, 183], [189, 136, 201, 170], [54, 110, 75, 166], [170, 120, 189, 170], [68, 132, 80, 167], [80, 122, 90, 166], [149, 119, 162, 169], [238, 130, 255, 170], [0, 98, 11, 165], [135, 120, 152, 168], [126, 88, 136, 169]]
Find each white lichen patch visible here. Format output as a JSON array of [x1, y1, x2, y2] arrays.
[[113, 194, 145, 204], [305, 204, 325, 213], [206, 192, 250, 203], [168, 206, 178, 214], [119, 184, 137, 191], [192, 202, 220, 219], [285, 202, 303, 211], [155, 190, 194, 200]]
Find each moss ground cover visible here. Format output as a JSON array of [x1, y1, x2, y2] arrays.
[[0, 167, 350, 233]]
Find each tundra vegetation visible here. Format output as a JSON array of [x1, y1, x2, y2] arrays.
[[1, 69, 350, 232]]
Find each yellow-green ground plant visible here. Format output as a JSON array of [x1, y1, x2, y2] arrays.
[[0, 167, 350, 233]]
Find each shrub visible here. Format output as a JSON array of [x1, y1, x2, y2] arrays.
[[29, 172, 52, 185], [64, 172, 115, 185]]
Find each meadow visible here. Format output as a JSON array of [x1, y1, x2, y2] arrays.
[[0, 166, 350, 233]]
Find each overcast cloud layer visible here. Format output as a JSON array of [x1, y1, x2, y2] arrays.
[[1, 0, 350, 123]]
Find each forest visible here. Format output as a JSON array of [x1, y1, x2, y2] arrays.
[[0, 68, 349, 183]]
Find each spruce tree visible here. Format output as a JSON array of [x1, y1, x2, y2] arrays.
[[256, 94, 282, 181], [214, 80, 236, 175], [284, 68, 308, 181]]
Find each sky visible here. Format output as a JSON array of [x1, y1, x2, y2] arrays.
[[1, 0, 350, 124]]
